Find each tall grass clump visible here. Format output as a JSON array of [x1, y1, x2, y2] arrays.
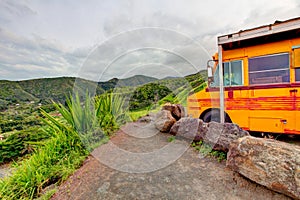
[[0, 128, 87, 199], [41, 92, 126, 151], [95, 92, 127, 135]]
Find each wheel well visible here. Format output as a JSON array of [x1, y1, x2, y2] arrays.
[[199, 108, 232, 123]]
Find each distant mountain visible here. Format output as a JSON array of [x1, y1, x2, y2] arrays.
[[117, 75, 158, 87], [0, 75, 158, 110], [161, 76, 180, 80], [98, 75, 158, 90]]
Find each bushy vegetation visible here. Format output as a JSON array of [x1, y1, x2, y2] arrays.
[[0, 127, 51, 163], [127, 70, 207, 112], [0, 104, 43, 134], [0, 117, 42, 133], [129, 83, 173, 111]]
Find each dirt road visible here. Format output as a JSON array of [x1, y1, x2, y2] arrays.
[[51, 122, 291, 200]]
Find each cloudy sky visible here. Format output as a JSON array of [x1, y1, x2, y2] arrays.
[[0, 0, 299, 81]]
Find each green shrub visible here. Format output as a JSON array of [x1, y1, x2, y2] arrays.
[[129, 83, 173, 111], [0, 127, 51, 163]]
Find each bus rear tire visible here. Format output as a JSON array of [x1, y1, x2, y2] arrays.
[[202, 110, 231, 123]]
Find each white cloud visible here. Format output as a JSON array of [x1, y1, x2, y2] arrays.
[[0, 27, 89, 80], [0, 0, 299, 81]]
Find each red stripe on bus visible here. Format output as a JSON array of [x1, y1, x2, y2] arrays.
[[189, 106, 201, 110], [284, 129, 300, 134], [189, 96, 300, 111]]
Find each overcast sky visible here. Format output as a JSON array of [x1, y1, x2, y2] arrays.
[[0, 0, 299, 81]]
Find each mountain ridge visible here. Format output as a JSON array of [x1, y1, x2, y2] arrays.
[[0, 74, 159, 110], [0, 71, 207, 111]]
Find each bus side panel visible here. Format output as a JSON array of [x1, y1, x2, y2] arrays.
[[225, 89, 249, 129], [248, 87, 295, 133]]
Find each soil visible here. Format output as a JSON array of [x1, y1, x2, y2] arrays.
[[51, 122, 291, 200], [0, 163, 11, 179]]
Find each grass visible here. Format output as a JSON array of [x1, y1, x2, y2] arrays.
[[128, 105, 161, 122], [191, 141, 227, 162], [168, 136, 176, 142], [128, 110, 150, 122], [0, 129, 88, 199]]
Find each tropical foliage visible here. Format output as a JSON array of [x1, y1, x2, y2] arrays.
[[0, 127, 51, 163]]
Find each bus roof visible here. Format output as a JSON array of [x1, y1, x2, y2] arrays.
[[218, 17, 300, 48]]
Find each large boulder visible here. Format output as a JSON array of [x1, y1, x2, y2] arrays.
[[162, 104, 185, 121], [169, 117, 207, 141], [154, 110, 176, 133], [227, 136, 300, 200], [202, 122, 250, 152]]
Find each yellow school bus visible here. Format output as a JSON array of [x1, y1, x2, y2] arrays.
[[187, 17, 300, 134]]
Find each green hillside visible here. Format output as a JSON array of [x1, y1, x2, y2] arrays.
[[18, 77, 77, 104], [128, 70, 207, 110], [0, 75, 159, 110], [0, 80, 38, 110]]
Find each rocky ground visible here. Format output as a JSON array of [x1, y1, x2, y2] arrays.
[[50, 122, 291, 200]]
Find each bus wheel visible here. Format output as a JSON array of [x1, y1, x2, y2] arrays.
[[202, 110, 231, 123], [203, 110, 220, 123]]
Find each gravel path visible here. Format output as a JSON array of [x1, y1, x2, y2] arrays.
[[51, 122, 291, 200]]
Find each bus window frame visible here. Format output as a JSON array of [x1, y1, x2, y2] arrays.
[[248, 52, 290, 85], [211, 59, 244, 88]]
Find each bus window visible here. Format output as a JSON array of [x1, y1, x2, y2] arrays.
[[296, 68, 300, 82], [211, 60, 243, 87], [223, 62, 230, 86], [230, 60, 243, 85], [249, 53, 289, 85]]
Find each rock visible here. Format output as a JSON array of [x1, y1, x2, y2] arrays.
[[169, 120, 248, 150], [169, 117, 207, 141], [175, 104, 186, 119], [162, 104, 185, 121], [202, 122, 249, 152], [227, 136, 300, 200], [137, 113, 155, 123], [154, 110, 176, 133]]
